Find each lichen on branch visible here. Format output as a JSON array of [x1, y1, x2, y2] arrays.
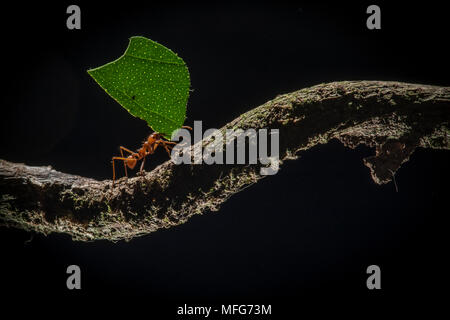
[[1, 81, 449, 241]]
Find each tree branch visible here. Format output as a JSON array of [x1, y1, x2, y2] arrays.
[[1, 81, 449, 241]]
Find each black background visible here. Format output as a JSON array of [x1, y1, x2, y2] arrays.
[[0, 1, 448, 317]]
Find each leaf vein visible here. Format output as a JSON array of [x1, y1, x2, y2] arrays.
[[125, 53, 185, 66]]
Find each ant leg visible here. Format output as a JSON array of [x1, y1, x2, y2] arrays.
[[111, 156, 131, 185], [150, 140, 169, 157], [152, 141, 174, 157], [119, 148, 128, 178], [119, 146, 137, 155], [182, 125, 193, 130], [112, 158, 116, 186], [161, 141, 174, 157], [139, 155, 146, 173], [153, 139, 175, 157], [112, 157, 133, 160]]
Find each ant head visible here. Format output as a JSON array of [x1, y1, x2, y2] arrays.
[[126, 155, 137, 169], [148, 132, 161, 142]]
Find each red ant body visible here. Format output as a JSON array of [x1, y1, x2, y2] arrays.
[[112, 126, 191, 185]]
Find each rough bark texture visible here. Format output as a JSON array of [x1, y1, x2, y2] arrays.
[[1, 81, 449, 241]]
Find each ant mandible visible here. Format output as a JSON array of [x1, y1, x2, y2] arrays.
[[111, 126, 192, 185]]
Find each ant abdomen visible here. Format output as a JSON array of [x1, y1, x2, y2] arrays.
[[126, 158, 137, 169]]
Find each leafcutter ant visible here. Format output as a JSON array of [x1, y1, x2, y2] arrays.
[[111, 126, 192, 185]]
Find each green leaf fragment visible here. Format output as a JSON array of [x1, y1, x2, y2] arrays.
[[88, 36, 190, 139]]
